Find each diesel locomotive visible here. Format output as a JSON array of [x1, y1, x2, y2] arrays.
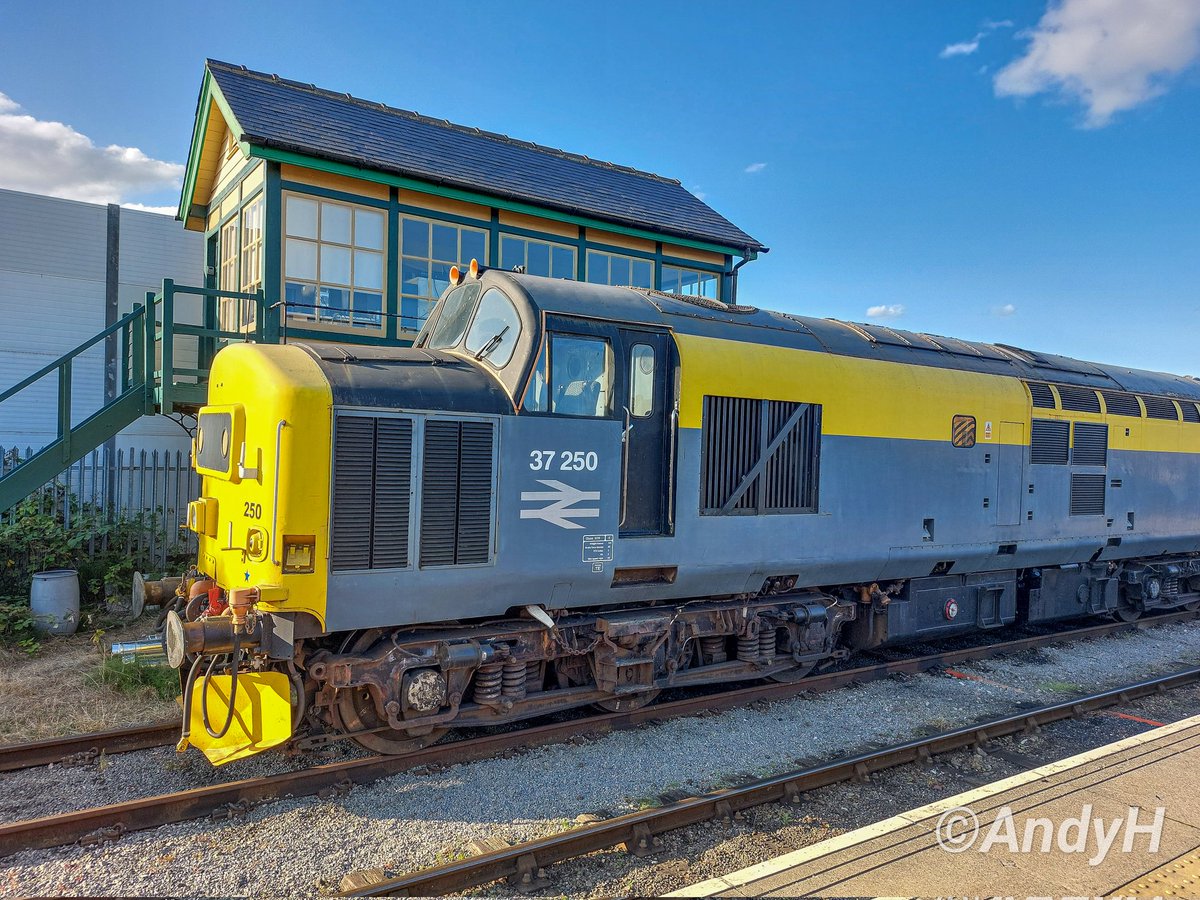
[[164, 267, 1200, 764]]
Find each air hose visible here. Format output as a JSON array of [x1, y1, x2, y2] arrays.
[[178, 627, 243, 743]]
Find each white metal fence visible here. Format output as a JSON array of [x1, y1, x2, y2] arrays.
[[1, 445, 198, 570]]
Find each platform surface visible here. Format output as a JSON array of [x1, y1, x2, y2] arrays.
[[670, 711, 1200, 898]]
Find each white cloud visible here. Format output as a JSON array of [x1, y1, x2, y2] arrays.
[[941, 39, 982, 58], [984, 19, 1015, 29], [689, 184, 708, 201], [0, 91, 183, 205], [994, 303, 1017, 316], [744, 162, 767, 174], [121, 202, 178, 216], [866, 304, 905, 319], [994, 0, 1200, 127]]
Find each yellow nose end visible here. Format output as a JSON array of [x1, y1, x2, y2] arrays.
[[175, 736, 191, 753]]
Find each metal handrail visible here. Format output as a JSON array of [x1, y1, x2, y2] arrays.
[[0, 306, 146, 404]]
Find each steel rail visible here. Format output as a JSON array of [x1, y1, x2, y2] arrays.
[[344, 666, 1200, 897], [0, 722, 180, 773], [0, 610, 1192, 857]]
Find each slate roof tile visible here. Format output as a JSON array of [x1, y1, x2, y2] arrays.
[[205, 60, 765, 253]]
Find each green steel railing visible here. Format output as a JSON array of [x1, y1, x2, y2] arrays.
[[0, 280, 270, 513]]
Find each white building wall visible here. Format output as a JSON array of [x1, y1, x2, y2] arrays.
[[0, 189, 204, 458]]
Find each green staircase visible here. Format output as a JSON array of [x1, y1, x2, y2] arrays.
[[0, 280, 271, 513]]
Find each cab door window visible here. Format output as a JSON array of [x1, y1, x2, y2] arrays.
[[524, 334, 614, 417]]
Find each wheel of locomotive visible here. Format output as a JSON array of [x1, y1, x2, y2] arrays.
[[593, 690, 661, 713], [768, 661, 818, 684], [329, 630, 448, 754], [1114, 604, 1143, 622], [1184, 600, 1200, 612]]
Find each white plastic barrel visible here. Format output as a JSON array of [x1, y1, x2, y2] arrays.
[[30, 569, 80, 635]]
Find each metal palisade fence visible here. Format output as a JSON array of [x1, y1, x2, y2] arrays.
[[1, 445, 198, 570]]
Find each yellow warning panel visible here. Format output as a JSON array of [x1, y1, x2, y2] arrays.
[[186, 671, 293, 766]]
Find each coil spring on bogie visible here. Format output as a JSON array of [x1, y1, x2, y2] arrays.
[[502, 659, 527, 700], [736, 634, 759, 662], [525, 660, 542, 692], [759, 629, 777, 662], [473, 662, 503, 702], [700, 635, 726, 665]]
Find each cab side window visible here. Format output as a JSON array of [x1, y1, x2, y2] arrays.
[[524, 334, 614, 417]]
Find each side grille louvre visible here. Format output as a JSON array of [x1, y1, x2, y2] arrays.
[[1026, 382, 1056, 409], [1056, 384, 1101, 413], [702, 395, 821, 515], [1141, 395, 1179, 420], [1069, 473, 1106, 516], [331, 417, 375, 571], [331, 416, 414, 571], [1030, 419, 1069, 465], [1183, 402, 1200, 423], [371, 419, 412, 568], [1102, 391, 1141, 417], [420, 420, 495, 567], [1072, 422, 1108, 467]]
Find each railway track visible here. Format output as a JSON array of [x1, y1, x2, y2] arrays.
[[0, 610, 1193, 858], [342, 666, 1200, 897], [0, 722, 179, 773]]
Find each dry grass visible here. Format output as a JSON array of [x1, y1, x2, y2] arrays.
[[0, 622, 179, 745]]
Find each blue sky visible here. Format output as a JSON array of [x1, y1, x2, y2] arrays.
[[1, 0, 1198, 373]]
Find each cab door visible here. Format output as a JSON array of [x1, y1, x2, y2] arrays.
[[619, 329, 673, 536]]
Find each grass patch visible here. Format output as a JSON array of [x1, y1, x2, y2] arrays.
[[87, 655, 179, 701], [0, 622, 180, 743], [1039, 679, 1084, 693]]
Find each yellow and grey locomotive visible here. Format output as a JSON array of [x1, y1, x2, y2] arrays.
[[164, 267, 1200, 764]]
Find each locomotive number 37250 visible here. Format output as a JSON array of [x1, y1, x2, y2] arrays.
[[529, 450, 599, 472]]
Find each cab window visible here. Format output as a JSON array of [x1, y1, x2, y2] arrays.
[[525, 334, 613, 417], [427, 282, 481, 350], [464, 288, 521, 368]]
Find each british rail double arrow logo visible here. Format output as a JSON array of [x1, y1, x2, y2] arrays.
[[520, 480, 601, 529]]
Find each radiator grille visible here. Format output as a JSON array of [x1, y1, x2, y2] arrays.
[[371, 419, 413, 568], [1057, 385, 1101, 413], [1030, 419, 1069, 465], [1141, 395, 1179, 420], [1026, 382, 1056, 409], [331, 416, 413, 571], [1069, 473, 1106, 516], [1072, 422, 1108, 467], [1102, 391, 1141, 417], [702, 395, 820, 515], [420, 419, 495, 566], [1183, 402, 1200, 423]]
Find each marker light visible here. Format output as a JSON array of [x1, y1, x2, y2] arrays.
[[449, 265, 463, 285], [469, 258, 481, 280]]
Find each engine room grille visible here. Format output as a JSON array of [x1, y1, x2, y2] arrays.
[[1030, 419, 1069, 465], [701, 395, 821, 515], [1183, 402, 1200, 423], [1141, 395, 1179, 420], [1026, 382, 1056, 409], [1072, 422, 1108, 467], [1056, 385, 1101, 413], [331, 415, 413, 571], [1069, 473, 1106, 516], [420, 419, 496, 567], [1102, 391, 1141, 417]]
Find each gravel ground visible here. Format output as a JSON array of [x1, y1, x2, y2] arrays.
[[1, 619, 1198, 898], [552, 684, 1200, 899]]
